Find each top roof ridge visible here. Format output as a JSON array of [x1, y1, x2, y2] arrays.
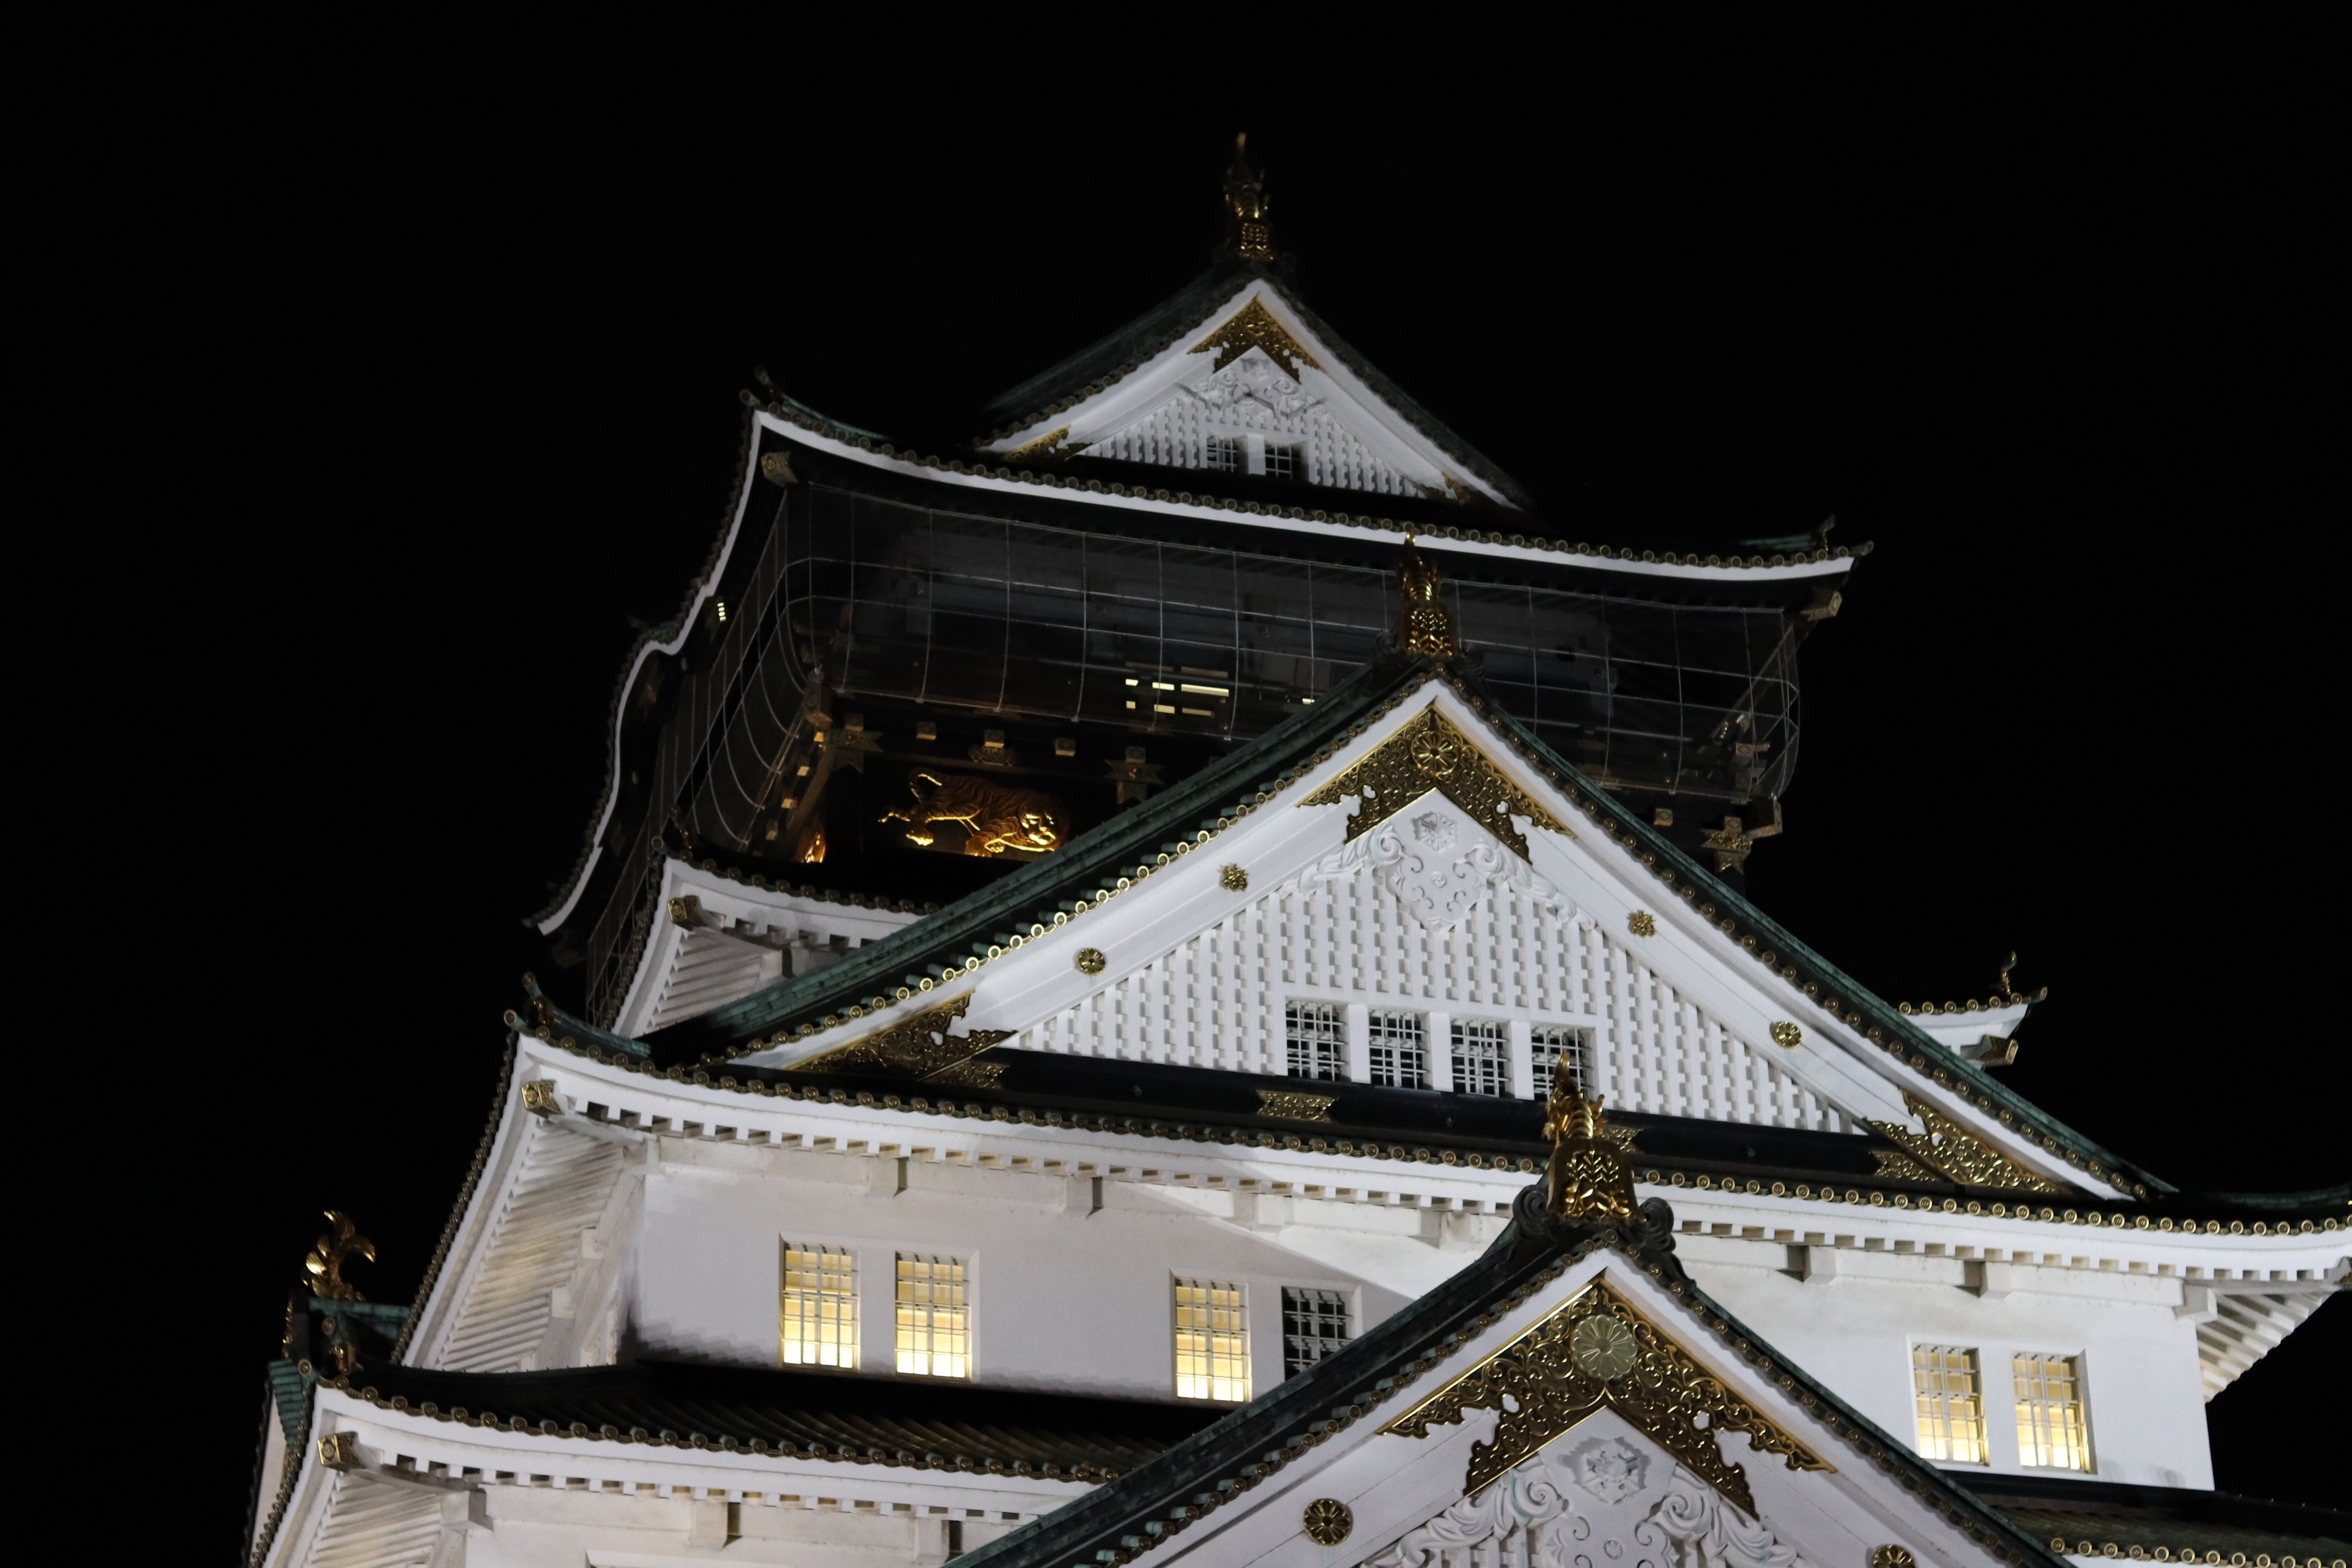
[[973, 272, 1533, 509]]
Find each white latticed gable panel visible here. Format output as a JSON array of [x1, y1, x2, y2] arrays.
[[298, 1472, 444, 1568], [1083, 348, 1419, 499], [1014, 857, 1849, 1132], [431, 1118, 624, 1372]]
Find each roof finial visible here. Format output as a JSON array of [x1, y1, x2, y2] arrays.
[[1223, 133, 1275, 262], [1542, 1081, 1636, 1222], [304, 1210, 375, 1302], [1396, 536, 1459, 657]]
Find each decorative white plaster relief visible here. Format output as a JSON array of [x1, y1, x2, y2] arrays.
[[1359, 1441, 1808, 1568]]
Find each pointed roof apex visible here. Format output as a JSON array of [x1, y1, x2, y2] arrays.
[[1222, 132, 1275, 262], [1397, 535, 1459, 656]]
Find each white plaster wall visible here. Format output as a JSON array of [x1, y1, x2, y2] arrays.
[[1688, 1250, 2214, 1488], [628, 1149, 1417, 1405]]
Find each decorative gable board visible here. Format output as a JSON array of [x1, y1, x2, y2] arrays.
[[977, 1247, 2025, 1568], [982, 283, 1519, 509], [1012, 847, 1850, 1134], [733, 677, 2090, 1190]]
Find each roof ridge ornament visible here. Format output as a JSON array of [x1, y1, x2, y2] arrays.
[[1223, 133, 1275, 262], [1298, 706, 1570, 861], [1380, 1279, 1832, 1514], [1397, 536, 1459, 657], [1543, 1085, 1637, 1223], [305, 1210, 375, 1302]]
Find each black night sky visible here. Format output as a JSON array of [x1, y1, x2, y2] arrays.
[[155, 85, 2343, 1554]]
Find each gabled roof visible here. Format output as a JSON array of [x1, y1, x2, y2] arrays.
[[614, 646, 2167, 1200], [975, 264, 1536, 510], [291, 1359, 1220, 1479], [955, 1160, 2060, 1568]]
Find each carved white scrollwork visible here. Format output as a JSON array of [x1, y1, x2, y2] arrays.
[[1190, 346, 1317, 416], [1288, 791, 1571, 933], [1357, 1455, 1807, 1568]]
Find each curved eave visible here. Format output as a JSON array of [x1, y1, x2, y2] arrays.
[[526, 405, 770, 936], [757, 409, 1862, 586]]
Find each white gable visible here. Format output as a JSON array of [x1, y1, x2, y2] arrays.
[[1011, 816, 1852, 1134], [1096, 1252, 2017, 1568], [981, 282, 1519, 509], [733, 675, 2100, 1193]]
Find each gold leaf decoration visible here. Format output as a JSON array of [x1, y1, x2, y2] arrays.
[[1189, 297, 1321, 375], [795, 993, 1011, 1081], [1867, 1092, 2073, 1194], [1382, 1280, 1830, 1515], [1298, 707, 1568, 861], [1256, 1089, 1337, 1123]]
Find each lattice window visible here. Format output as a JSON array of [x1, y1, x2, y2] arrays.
[[1174, 1278, 1250, 1401], [2013, 1354, 2092, 1470], [1531, 1025, 1589, 1098], [1451, 1018, 1509, 1096], [1281, 1287, 1350, 1377], [779, 1243, 857, 1369], [1912, 1345, 1987, 1464], [1285, 1001, 1345, 1081], [1205, 435, 1240, 473], [895, 1254, 969, 1378], [1264, 442, 1299, 480], [1367, 1009, 1426, 1088]]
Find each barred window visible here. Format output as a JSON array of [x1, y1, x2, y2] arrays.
[[1367, 1009, 1426, 1088], [779, 1243, 857, 1369], [1281, 1287, 1350, 1377], [1174, 1278, 1250, 1401], [1285, 1001, 1345, 1081], [1531, 1025, 1590, 1097], [895, 1254, 969, 1379], [2013, 1354, 2092, 1470], [1911, 1345, 1987, 1464], [1205, 435, 1240, 473], [1264, 442, 1299, 480], [1450, 1018, 1509, 1096]]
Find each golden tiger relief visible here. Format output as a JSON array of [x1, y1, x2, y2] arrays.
[[881, 771, 1064, 858]]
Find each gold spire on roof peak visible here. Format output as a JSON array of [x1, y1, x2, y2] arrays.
[[1397, 535, 1459, 657], [1543, 1082, 1637, 1222], [1223, 133, 1275, 261]]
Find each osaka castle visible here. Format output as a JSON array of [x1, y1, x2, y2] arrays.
[[247, 143, 2348, 1568]]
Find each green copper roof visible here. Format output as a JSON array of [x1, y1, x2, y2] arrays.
[[603, 649, 2169, 1199]]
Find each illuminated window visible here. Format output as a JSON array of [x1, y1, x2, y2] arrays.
[[1205, 435, 1240, 473], [1450, 1018, 1508, 1096], [2013, 1354, 2092, 1470], [1911, 1345, 1987, 1464], [1285, 1002, 1344, 1081], [1531, 1025, 1590, 1097], [1174, 1278, 1250, 1401], [779, 1243, 857, 1368], [1367, 1010, 1426, 1088], [1281, 1287, 1350, 1377], [895, 1254, 969, 1378], [1264, 443, 1299, 480]]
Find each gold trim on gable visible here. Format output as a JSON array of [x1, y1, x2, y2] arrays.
[[1381, 1279, 1829, 1517], [1189, 298, 1323, 375], [794, 993, 1012, 1080], [1299, 707, 1570, 860], [1868, 1093, 2074, 1194]]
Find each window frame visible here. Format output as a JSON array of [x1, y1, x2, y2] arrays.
[[1530, 1024, 1590, 1098], [2011, 1351, 2094, 1472], [1449, 1017, 1510, 1097], [894, 1252, 972, 1380], [1366, 1008, 1428, 1089], [1909, 1342, 1989, 1465], [1284, 1000, 1346, 1082], [1172, 1276, 1252, 1403], [778, 1241, 859, 1371], [1279, 1285, 1352, 1378]]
